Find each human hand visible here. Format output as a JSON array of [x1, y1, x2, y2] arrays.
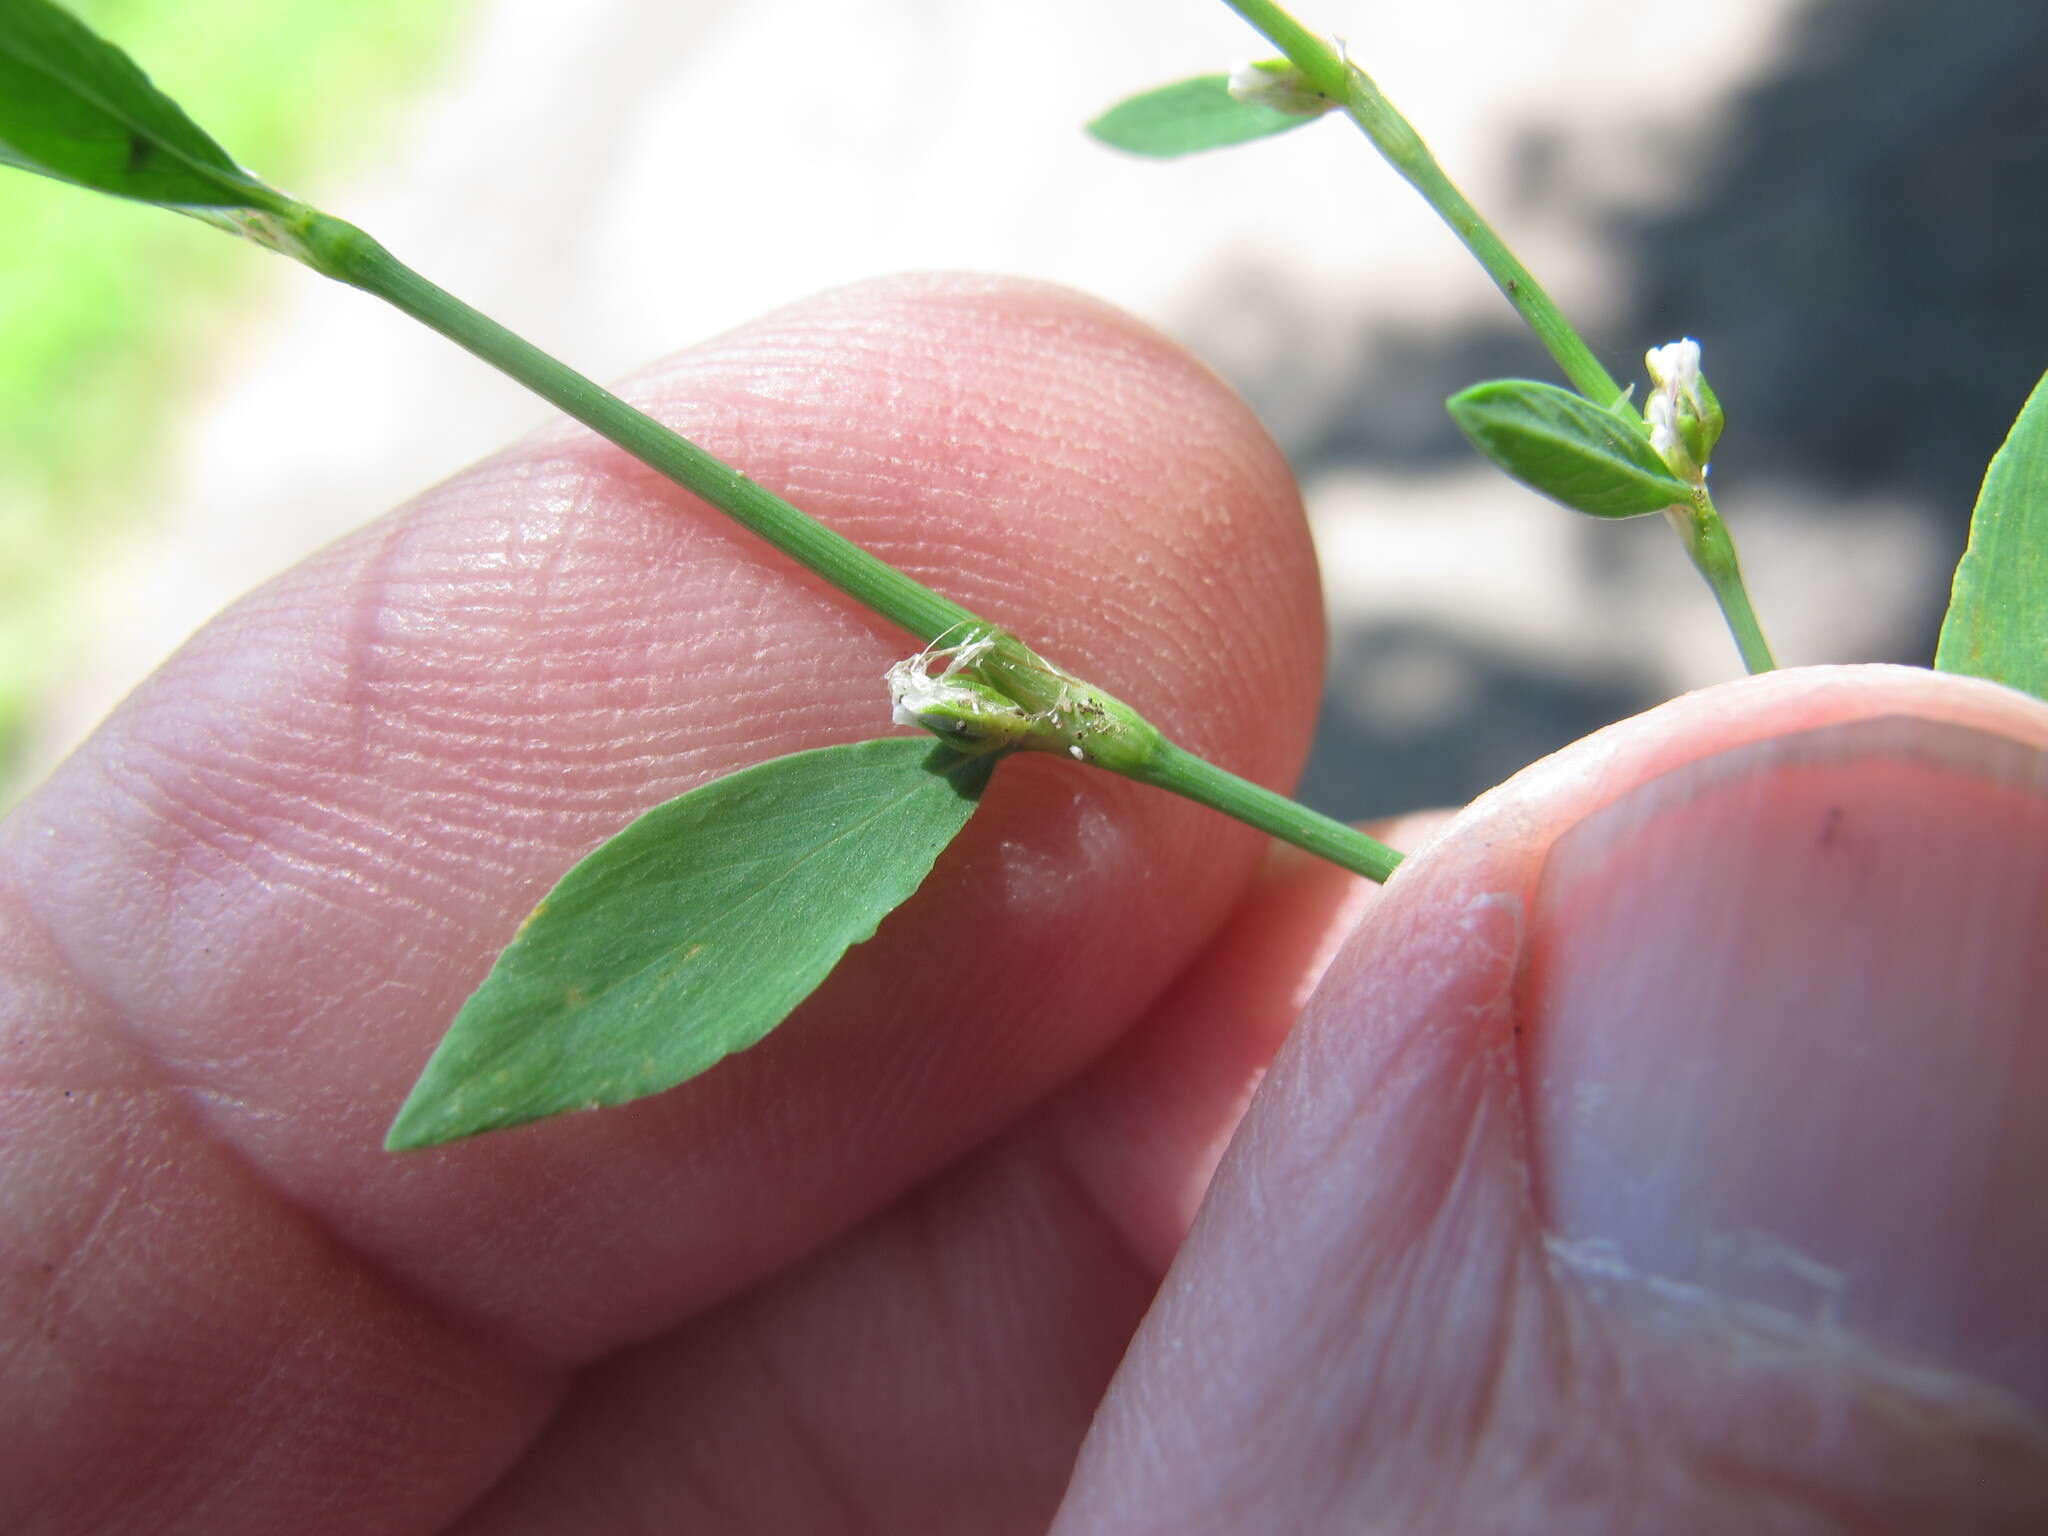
[[3, 276, 2043, 1533]]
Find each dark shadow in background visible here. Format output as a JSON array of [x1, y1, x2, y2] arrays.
[[1188, 0, 2048, 820], [1290, 619, 1648, 819]]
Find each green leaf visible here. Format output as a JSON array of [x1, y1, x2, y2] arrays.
[[0, 0, 282, 209], [386, 738, 996, 1149], [1447, 378, 1695, 519], [1935, 367, 2048, 701], [1088, 74, 1327, 158]]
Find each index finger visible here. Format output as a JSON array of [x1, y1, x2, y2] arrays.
[[0, 274, 1323, 1524]]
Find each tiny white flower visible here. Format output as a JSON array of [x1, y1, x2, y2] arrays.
[[1643, 336, 1718, 483], [1645, 338, 1698, 386], [1645, 390, 1679, 460], [1645, 338, 1705, 416]]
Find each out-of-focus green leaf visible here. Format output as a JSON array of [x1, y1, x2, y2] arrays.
[[1935, 367, 2048, 701], [386, 738, 995, 1149], [1447, 377, 1693, 519], [0, 0, 281, 208], [1088, 73, 1327, 158]]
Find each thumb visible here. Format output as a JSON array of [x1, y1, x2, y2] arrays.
[[1058, 665, 2048, 1534]]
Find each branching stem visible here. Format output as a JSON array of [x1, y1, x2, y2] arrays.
[[1222, 0, 1779, 672], [1221, 0, 1622, 405]]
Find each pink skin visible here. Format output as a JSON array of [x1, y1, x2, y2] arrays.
[[3, 276, 2045, 1533]]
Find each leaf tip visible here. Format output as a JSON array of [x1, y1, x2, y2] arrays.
[[383, 1062, 506, 1151], [383, 1090, 458, 1152]]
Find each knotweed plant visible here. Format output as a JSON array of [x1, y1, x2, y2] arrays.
[[1, 0, 2040, 1149]]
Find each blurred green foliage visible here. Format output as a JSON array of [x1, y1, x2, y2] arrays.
[[0, 0, 470, 795]]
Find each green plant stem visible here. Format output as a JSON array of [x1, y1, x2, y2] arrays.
[[1222, 0, 1781, 674], [1139, 740, 1402, 883], [287, 210, 1406, 879], [297, 213, 978, 647], [1220, 0, 1621, 407], [1669, 496, 1778, 673]]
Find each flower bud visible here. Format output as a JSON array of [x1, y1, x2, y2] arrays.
[[1643, 337, 1722, 482]]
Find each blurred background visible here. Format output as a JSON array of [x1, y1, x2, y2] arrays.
[[5, 0, 2047, 816]]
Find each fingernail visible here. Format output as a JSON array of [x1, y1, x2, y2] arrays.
[[1523, 715, 2048, 1409]]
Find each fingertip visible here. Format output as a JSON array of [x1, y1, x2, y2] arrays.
[[3, 273, 1324, 1358]]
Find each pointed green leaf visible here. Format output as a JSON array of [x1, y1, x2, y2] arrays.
[[387, 738, 996, 1149], [1936, 367, 2048, 701], [0, 0, 283, 209], [1088, 74, 1327, 158], [1447, 378, 1695, 519]]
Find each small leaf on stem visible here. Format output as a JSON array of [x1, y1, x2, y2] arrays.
[[1935, 367, 2048, 703], [0, 0, 284, 210], [1088, 72, 1328, 158], [386, 737, 996, 1150], [1447, 378, 1694, 519]]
